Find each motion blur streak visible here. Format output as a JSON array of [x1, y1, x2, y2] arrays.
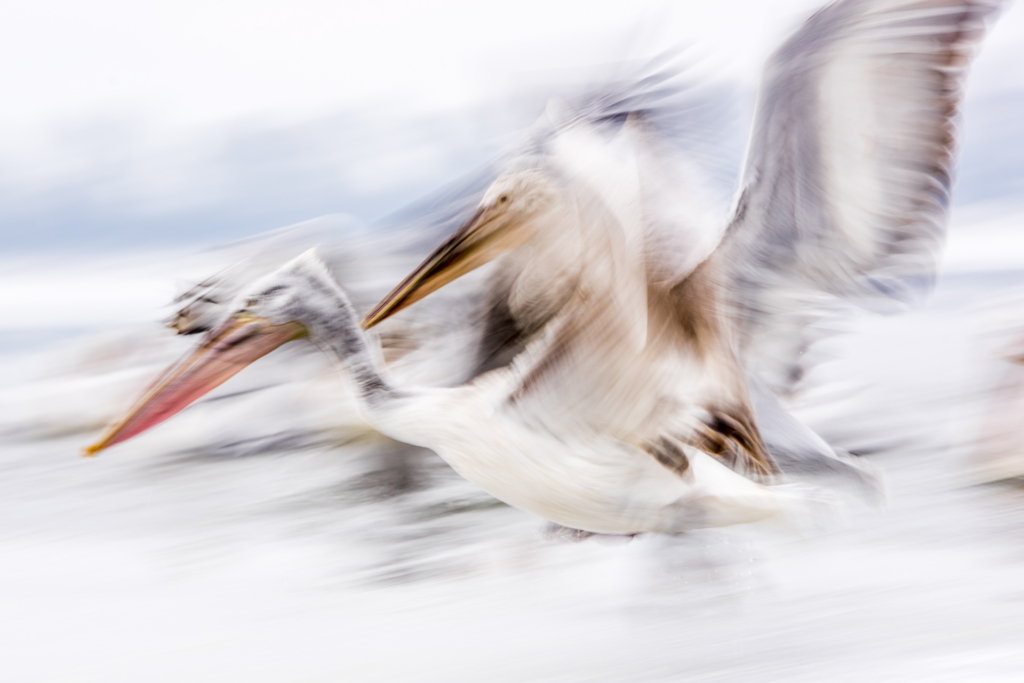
[[2, 0, 1024, 681]]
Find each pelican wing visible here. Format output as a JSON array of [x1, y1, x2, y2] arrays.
[[723, 0, 1000, 392]]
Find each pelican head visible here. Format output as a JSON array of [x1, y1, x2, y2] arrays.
[[361, 169, 559, 328], [85, 251, 342, 455]]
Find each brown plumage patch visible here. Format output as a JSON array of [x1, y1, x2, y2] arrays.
[[643, 436, 691, 477], [691, 405, 778, 478], [663, 259, 723, 358], [658, 262, 778, 478]]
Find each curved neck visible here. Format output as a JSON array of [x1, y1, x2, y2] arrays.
[[309, 285, 397, 407]]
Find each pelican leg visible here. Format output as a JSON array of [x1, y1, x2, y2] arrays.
[[543, 523, 596, 542], [542, 523, 638, 543]]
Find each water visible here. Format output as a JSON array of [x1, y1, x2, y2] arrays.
[[2, 255, 1024, 681]]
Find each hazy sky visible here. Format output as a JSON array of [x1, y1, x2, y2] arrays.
[[0, 0, 1021, 249], [2, 0, 1020, 133]]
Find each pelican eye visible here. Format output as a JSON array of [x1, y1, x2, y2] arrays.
[[499, 195, 509, 204]]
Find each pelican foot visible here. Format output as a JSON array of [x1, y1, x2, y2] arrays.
[[543, 523, 638, 544]]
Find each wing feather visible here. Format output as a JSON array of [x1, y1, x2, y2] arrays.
[[722, 0, 1001, 392]]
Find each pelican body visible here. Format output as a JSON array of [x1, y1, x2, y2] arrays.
[[360, 0, 1001, 481], [84, 0, 1002, 534], [88, 253, 790, 534]]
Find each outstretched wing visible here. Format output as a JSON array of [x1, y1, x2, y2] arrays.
[[721, 0, 1001, 393]]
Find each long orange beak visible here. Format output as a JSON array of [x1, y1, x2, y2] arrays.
[[83, 315, 306, 455], [360, 204, 535, 329], [360, 208, 487, 330]]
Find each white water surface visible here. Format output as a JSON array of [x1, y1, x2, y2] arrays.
[[2, 249, 1024, 682]]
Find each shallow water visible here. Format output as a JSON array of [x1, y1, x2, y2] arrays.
[[2, 256, 1024, 681]]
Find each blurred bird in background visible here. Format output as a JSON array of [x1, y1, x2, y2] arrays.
[[87, 0, 1002, 535]]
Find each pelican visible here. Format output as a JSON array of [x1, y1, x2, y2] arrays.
[[360, 0, 1001, 474], [85, 0, 1000, 534], [86, 251, 795, 533]]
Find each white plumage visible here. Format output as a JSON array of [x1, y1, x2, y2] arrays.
[[87, 0, 1002, 535]]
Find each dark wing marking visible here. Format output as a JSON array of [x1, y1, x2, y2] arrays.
[[643, 436, 691, 477]]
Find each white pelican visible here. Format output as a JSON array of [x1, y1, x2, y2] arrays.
[[85, 0, 1000, 533], [360, 0, 1002, 477], [86, 251, 795, 533]]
